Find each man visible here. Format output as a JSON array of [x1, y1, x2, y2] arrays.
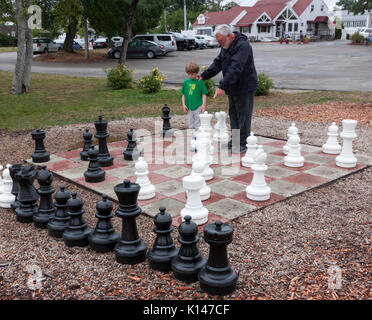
[[200, 24, 258, 153]]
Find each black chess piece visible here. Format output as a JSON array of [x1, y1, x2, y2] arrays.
[[63, 192, 92, 247], [161, 104, 173, 138], [94, 115, 113, 167], [123, 128, 140, 161], [89, 194, 120, 252], [9, 164, 22, 213], [114, 179, 147, 264], [31, 129, 50, 163], [148, 207, 179, 272], [198, 220, 238, 296], [48, 185, 71, 238], [33, 165, 55, 229], [80, 128, 94, 161], [14, 165, 39, 223], [84, 146, 105, 183], [171, 215, 206, 283]]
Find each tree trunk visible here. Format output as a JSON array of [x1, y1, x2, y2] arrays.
[[64, 20, 78, 53], [118, 0, 140, 65], [82, 0, 90, 60], [11, 0, 33, 95]]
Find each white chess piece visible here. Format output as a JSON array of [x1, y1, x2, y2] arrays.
[[336, 119, 358, 168], [198, 111, 213, 134], [283, 123, 300, 155], [194, 139, 214, 180], [284, 135, 304, 167], [181, 170, 209, 225], [192, 160, 211, 201], [192, 129, 214, 163], [213, 111, 229, 143], [0, 165, 3, 194], [0, 164, 16, 208], [135, 157, 156, 200], [322, 122, 342, 154], [246, 146, 271, 201], [241, 132, 258, 168]]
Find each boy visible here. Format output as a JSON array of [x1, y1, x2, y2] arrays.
[[180, 62, 208, 137]]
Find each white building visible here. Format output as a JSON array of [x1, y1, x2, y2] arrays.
[[193, 0, 335, 40], [334, 10, 372, 38]]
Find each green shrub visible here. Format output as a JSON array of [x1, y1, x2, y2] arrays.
[[138, 67, 166, 94], [106, 64, 134, 90], [0, 34, 17, 46], [255, 72, 274, 96], [350, 32, 365, 44], [201, 65, 215, 96]]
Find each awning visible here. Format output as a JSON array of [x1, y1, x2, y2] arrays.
[[234, 23, 252, 27], [308, 16, 329, 24], [257, 23, 275, 27]]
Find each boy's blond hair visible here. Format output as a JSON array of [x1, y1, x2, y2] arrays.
[[185, 61, 200, 74]]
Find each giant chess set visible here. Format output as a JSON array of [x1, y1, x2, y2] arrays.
[[0, 105, 369, 296]]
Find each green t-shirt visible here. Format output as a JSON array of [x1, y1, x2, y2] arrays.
[[180, 78, 208, 111]]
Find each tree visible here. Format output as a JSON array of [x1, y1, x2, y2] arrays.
[[162, 8, 199, 32], [222, 1, 239, 11], [11, 0, 33, 94], [336, 0, 372, 14], [0, 0, 15, 23]]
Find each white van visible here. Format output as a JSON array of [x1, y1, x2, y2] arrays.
[[131, 34, 177, 53], [359, 27, 372, 38]]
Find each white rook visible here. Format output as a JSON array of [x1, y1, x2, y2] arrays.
[[336, 119, 357, 168]]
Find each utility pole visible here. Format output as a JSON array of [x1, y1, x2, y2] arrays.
[[184, 0, 187, 31], [164, 8, 167, 32]]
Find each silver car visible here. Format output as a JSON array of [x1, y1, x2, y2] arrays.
[[33, 38, 61, 54], [131, 34, 177, 53]]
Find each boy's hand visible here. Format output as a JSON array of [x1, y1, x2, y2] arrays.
[[182, 105, 188, 114], [201, 105, 206, 113]]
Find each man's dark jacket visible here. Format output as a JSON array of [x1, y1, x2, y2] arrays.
[[201, 32, 258, 96]]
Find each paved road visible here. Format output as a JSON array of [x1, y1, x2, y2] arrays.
[[1, 40, 371, 91]]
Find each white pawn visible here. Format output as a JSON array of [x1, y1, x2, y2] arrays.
[[0, 164, 16, 208], [283, 123, 300, 155], [284, 135, 304, 167], [322, 122, 341, 154], [198, 111, 213, 134], [192, 160, 210, 201], [241, 132, 258, 168], [135, 157, 155, 200], [181, 170, 209, 225], [246, 146, 271, 201], [336, 119, 358, 168], [0, 165, 3, 194], [194, 139, 214, 180]]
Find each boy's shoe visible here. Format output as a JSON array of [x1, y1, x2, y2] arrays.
[[231, 145, 247, 154]]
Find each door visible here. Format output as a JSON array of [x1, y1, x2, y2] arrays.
[[315, 23, 319, 36]]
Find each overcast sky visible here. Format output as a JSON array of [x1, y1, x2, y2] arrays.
[[225, 0, 339, 11]]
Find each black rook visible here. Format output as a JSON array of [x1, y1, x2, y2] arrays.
[[31, 129, 50, 163]]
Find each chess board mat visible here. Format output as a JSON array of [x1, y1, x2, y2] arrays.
[[26, 130, 370, 227]]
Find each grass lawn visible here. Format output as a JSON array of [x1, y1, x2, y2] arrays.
[[1, 70, 371, 132], [0, 47, 17, 53]]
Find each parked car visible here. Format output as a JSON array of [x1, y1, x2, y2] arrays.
[[74, 38, 86, 49], [130, 34, 177, 53], [203, 35, 219, 48], [359, 27, 372, 38], [33, 37, 61, 54], [111, 36, 123, 46], [93, 38, 108, 49], [52, 39, 82, 51], [108, 39, 166, 59], [183, 36, 196, 50], [194, 35, 208, 49], [165, 32, 187, 51]]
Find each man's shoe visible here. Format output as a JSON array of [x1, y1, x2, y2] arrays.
[[231, 145, 247, 154], [222, 140, 232, 149]]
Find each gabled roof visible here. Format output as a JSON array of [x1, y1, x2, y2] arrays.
[[292, 0, 314, 16], [193, 6, 249, 26]]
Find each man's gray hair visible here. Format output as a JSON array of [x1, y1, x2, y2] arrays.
[[214, 24, 233, 37]]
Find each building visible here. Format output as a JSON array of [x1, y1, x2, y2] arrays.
[[334, 10, 372, 39], [0, 23, 17, 38], [193, 0, 335, 40]]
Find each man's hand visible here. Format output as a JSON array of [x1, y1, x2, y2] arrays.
[[213, 88, 225, 99], [197, 75, 203, 82], [182, 105, 188, 114]]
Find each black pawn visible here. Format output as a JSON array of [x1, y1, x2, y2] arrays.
[[114, 179, 147, 264], [94, 115, 113, 167], [33, 165, 55, 229], [161, 104, 173, 138], [9, 164, 22, 213], [14, 165, 39, 223], [89, 194, 120, 252], [48, 185, 71, 238], [198, 221, 238, 296], [171, 215, 206, 283], [84, 146, 105, 183], [148, 207, 179, 272], [63, 192, 92, 247], [80, 128, 94, 161], [31, 129, 50, 163], [123, 128, 139, 161]]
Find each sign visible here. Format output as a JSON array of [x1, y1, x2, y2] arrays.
[[197, 14, 205, 25]]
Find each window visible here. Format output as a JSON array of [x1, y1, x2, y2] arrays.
[[310, 5, 314, 12], [321, 5, 324, 12], [259, 26, 270, 33], [294, 23, 298, 32], [242, 26, 251, 33], [288, 23, 293, 32], [157, 36, 171, 41], [11, 31, 16, 37]]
